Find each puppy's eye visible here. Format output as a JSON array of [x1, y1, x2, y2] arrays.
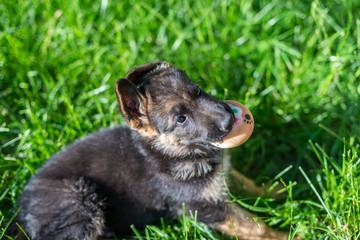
[[176, 116, 187, 124]]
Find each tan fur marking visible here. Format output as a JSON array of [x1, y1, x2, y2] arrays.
[[152, 70, 170, 79], [138, 91, 160, 138], [182, 92, 194, 102], [133, 117, 159, 138], [127, 116, 158, 138], [199, 150, 231, 202], [199, 164, 226, 202], [214, 203, 289, 240], [231, 168, 286, 198], [231, 168, 267, 196], [163, 99, 177, 114], [15, 228, 27, 240], [171, 160, 213, 180], [85, 214, 104, 240]]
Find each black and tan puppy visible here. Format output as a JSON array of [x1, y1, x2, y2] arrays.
[[8, 62, 289, 239]]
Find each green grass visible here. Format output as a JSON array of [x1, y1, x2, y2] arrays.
[[1, 0, 360, 239]]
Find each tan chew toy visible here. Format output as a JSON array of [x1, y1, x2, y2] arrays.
[[211, 100, 254, 148]]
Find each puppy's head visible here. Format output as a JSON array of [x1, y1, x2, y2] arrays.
[[115, 62, 234, 157]]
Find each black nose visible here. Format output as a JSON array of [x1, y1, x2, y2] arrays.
[[216, 103, 235, 133]]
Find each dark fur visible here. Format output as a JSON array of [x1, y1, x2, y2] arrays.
[[7, 62, 238, 239]]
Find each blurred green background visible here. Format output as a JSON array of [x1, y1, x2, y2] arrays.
[[1, 0, 360, 239]]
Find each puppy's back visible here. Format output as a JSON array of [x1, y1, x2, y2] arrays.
[[33, 126, 135, 180]]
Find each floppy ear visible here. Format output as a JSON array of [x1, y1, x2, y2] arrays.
[[126, 61, 171, 86], [115, 78, 147, 130]]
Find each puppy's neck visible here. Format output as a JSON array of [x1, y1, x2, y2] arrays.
[[170, 158, 218, 181]]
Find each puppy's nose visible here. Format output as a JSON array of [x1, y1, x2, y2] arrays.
[[216, 104, 235, 133]]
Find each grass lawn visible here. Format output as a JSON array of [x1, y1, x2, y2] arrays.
[[1, 0, 360, 239]]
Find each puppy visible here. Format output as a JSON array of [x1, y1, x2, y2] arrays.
[[7, 62, 289, 239]]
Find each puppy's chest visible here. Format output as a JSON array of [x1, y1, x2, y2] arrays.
[[125, 164, 209, 202], [150, 161, 227, 205], [121, 141, 229, 207]]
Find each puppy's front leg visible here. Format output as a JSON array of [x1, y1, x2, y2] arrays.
[[212, 203, 289, 240]]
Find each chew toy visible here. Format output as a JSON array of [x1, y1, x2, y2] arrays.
[[211, 100, 254, 148]]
